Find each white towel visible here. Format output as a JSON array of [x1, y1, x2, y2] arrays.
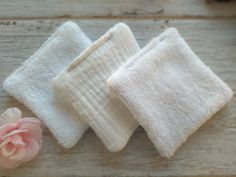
[[108, 28, 233, 157], [53, 23, 140, 152], [3, 21, 91, 148]]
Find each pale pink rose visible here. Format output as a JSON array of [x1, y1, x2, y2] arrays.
[[0, 107, 43, 169]]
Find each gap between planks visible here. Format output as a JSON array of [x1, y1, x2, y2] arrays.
[[0, 15, 236, 21]]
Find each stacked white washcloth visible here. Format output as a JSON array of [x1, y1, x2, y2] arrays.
[[3, 21, 91, 148], [108, 28, 233, 157], [4, 22, 233, 158], [53, 23, 140, 152]]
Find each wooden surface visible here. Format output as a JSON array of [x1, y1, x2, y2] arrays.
[[0, 1, 235, 177], [0, 0, 236, 18]]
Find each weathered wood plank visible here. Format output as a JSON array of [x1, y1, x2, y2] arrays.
[[0, 0, 235, 19], [0, 19, 235, 176]]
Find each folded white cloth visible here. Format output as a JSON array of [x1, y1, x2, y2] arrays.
[[3, 21, 91, 148], [53, 23, 140, 152], [108, 28, 233, 157]]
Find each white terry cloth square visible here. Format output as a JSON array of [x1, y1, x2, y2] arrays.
[[108, 28, 233, 157], [3, 21, 91, 148], [53, 23, 140, 152]]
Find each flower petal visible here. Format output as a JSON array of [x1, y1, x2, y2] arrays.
[[1, 143, 17, 158], [0, 137, 11, 148], [0, 108, 22, 126], [17, 118, 41, 126], [0, 150, 19, 169], [1, 129, 28, 141], [23, 138, 41, 162], [17, 118, 43, 144], [8, 146, 26, 162], [10, 134, 26, 146], [0, 123, 17, 137]]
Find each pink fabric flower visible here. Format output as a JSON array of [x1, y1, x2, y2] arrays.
[[0, 107, 43, 169]]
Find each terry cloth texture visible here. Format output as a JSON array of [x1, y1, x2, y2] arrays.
[[3, 21, 91, 148], [108, 28, 233, 158], [53, 23, 140, 152]]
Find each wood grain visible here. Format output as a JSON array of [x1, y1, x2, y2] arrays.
[[0, 19, 235, 177], [0, 0, 235, 19]]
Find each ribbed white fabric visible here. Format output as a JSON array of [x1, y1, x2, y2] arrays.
[[3, 21, 91, 148], [53, 23, 140, 152], [108, 28, 233, 158]]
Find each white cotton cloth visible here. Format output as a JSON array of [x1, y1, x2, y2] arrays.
[[3, 21, 91, 148], [53, 23, 140, 152], [108, 28, 233, 158]]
